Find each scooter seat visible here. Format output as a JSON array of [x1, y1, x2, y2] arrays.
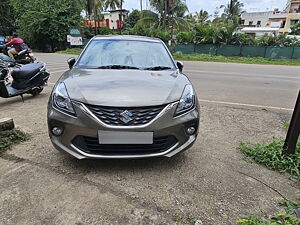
[[11, 63, 44, 80]]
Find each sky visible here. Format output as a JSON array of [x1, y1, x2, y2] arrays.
[[123, 0, 287, 15]]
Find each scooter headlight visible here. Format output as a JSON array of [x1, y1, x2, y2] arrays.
[[174, 85, 195, 117], [53, 82, 76, 116]]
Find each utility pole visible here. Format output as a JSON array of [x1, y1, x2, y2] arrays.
[[140, 0, 143, 11], [119, 0, 123, 34]]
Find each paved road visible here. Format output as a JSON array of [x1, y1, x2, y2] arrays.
[[0, 54, 299, 225], [40, 53, 300, 110]]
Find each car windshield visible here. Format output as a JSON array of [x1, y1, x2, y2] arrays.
[[76, 39, 175, 70], [0, 37, 5, 42]]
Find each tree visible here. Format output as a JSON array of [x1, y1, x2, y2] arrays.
[[11, 0, 82, 51], [194, 10, 210, 25], [104, 0, 121, 10], [138, 0, 189, 30], [220, 0, 244, 24], [80, 0, 105, 35], [290, 22, 300, 35], [124, 10, 141, 29], [0, 0, 16, 36]]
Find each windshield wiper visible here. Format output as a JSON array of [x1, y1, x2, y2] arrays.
[[97, 65, 140, 70], [144, 66, 172, 71]]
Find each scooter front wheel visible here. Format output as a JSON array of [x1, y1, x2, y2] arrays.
[[29, 87, 43, 96]]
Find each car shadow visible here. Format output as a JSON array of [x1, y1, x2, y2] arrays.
[[65, 153, 188, 173]]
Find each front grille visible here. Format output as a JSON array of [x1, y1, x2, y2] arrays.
[[72, 135, 178, 155], [85, 104, 166, 126]]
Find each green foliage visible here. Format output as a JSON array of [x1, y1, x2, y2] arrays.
[[11, 0, 83, 51], [104, 0, 122, 10], [236, 200, 300, 225], [177, 32, 195, 44], [283, 122, 290, 131], [220, 0, 244, 25], [124, 10, 141, 29], [57, 48, 82, 55], [0, 0, 15, 36], [0, 129, 29, 154], [239, 138, 300, 180], [290, 22, 300, 35], [194, 10, 210, 25]]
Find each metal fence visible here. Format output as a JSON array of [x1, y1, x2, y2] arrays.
[[174, 44, 300, 59]]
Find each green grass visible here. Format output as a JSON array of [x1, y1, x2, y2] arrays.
[[237, 200, 300, 225], [173, 52, 300, 66], [239, 138, 300, 181], [56, 48, 82, 55], [57, 49, 300, 66], [0, 129, 29, 154]]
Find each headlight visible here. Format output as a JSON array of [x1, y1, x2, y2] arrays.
[[174, 85, 195, 117], [53, 82, 76, 116]]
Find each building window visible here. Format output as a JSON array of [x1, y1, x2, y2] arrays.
[[249, 21, 253, 26], [241, 20, 245, 25], [257, 21, 261, 27], [281, 21, 286, 28], [291, 19, 299, 25]]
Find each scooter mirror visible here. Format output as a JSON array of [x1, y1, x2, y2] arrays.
[[67, 58, 76, 69]]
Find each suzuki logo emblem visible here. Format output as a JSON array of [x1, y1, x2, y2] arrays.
[[120, 110, 133, 124]]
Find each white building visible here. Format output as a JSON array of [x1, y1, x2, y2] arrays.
[[240, 0, 300, 36], [103, 10, 129, 31], [241, 10, 286, 36], [241, 11, 274, 28]]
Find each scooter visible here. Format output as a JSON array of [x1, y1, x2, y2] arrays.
[[2, 45, 35, 64], [0, 62, 50, 100]]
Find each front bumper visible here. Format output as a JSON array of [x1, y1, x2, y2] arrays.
[[48, 101, 200, 159]]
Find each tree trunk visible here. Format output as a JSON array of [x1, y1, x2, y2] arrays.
[[94, 6, 98, 35]]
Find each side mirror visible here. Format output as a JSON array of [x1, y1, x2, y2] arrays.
[[176, 61, 184, 72], [67, 57, 76, 69]]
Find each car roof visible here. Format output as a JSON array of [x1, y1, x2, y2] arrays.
[[92, 35, 162, 43]]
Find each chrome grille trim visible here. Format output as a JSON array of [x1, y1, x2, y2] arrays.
[[78, 102, 176, 129]]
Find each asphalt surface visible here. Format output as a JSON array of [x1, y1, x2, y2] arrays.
[[0, 53, 299, 225]]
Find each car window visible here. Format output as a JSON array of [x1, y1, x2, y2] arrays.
[[77, 40, 175, 70], [0, 37, 5, 42]]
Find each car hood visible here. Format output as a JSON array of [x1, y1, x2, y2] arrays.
[[60, 68, 190, 107]]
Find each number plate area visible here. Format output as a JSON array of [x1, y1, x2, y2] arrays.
[[98, 131, 153, 144]]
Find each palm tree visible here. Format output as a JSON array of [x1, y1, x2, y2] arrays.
[[145, 0, 188, 29], [104, 0, 121, 10], [220, 0, 244, 24], [194, 10, 210, 24], [80, 0, 105, 35], [82, 0, 104, 18], [171, 0, 188, 17]]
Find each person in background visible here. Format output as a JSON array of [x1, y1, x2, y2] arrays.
[[5, 33, 24, 59]]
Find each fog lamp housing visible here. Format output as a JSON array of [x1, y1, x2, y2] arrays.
[[186, 126, 196, 135], [52, 127, 63, 136]]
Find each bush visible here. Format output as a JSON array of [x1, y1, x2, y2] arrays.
[[239, 138, 300, 180], [0, 129, 29, 154]]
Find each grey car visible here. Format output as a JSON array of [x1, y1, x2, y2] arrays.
[[48, 35, 199, 159]]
